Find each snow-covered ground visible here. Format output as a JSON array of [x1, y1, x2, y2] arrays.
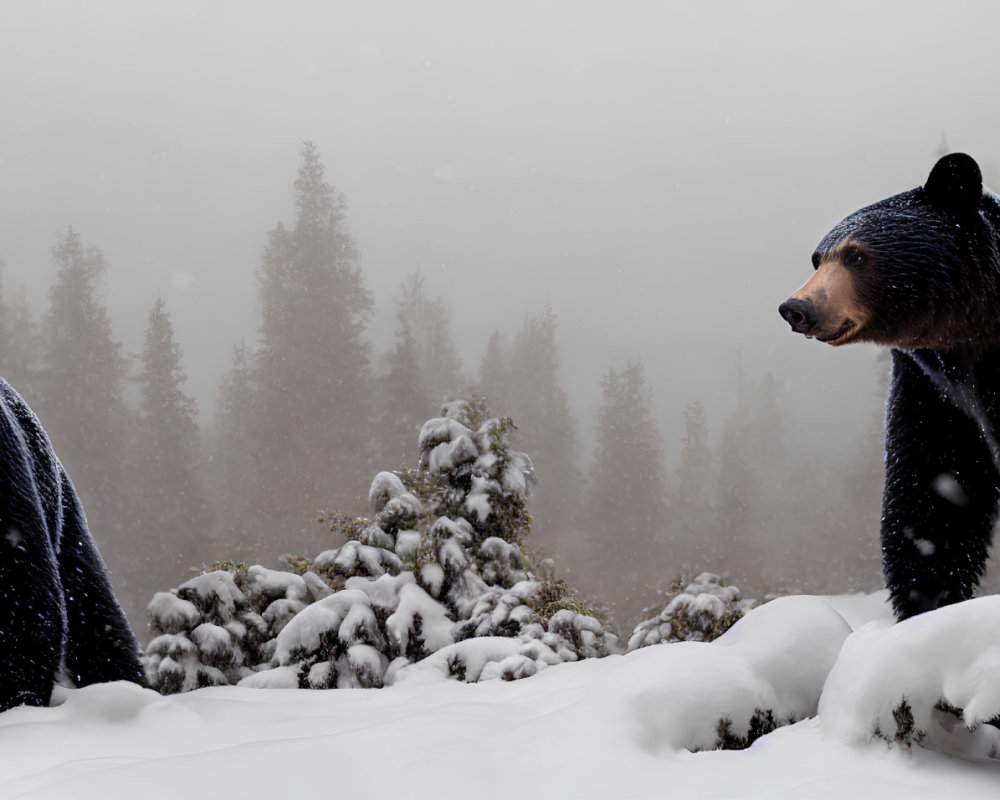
[[2, 591, 1000, 799]]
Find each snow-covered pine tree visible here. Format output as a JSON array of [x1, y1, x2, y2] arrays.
[[628, 572, 755, 650], [321, 399, 619, 677], [145, 401, 619, 693]]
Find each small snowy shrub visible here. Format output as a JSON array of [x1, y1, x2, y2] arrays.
[[629, 572, 755, 650], [876, 700, 1000, 755], [714, 709, 791, 750], [873, 699, 924, 748], [144, 565, 333, 693], [146, 400, 618, 692]]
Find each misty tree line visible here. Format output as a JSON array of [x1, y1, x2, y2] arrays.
[[0, 141, 886, 635]]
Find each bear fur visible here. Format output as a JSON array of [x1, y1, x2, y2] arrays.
[[780, 153, 1000, 620], [0, 377, 145, 710]]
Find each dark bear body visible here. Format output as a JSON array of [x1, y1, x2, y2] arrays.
[[780, 153, 1000, 620], [0, 377, 145, 710]]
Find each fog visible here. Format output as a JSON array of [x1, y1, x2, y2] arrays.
[[3, 1, 999, 628]]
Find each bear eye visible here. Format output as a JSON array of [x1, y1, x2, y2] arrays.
[[843, 247, 868, 268]]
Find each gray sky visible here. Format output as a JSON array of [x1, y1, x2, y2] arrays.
[[2, 0, 999, 459]]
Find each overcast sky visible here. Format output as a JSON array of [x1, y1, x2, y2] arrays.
[[2, 0, 999, 459]]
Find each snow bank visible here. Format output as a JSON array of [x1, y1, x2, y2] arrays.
[[397, 593, 849, 725], [4, 591, 1000, 798], [822, 594, 1000, 760], [617, 595, 852, 752]]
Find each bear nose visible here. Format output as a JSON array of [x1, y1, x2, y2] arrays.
[[779, 298, 817, 334]]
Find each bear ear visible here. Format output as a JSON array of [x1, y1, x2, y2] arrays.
[[924, 152, 982, 214]]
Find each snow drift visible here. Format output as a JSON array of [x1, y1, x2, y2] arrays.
[[5, 590, 1000, 798]]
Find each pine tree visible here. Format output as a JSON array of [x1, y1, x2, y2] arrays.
[[713, 368, 817, 595], [677, 400, 712, 507], [504, 308, 583, 563], [252, 141, 374, 546], [38, 227, 136, 619], [1, 287, 41, 397], [707, 357, 885, 599], [828, 350, 887, 593], [714, 412, 751, 567], [209, 343, 264, 558], [477, 329, 512, 412], [372, 273, 463, 473], [0, 259, 39, 393], [394, 271, 464, 403], [584, 357, 668, 625], [712, 368, 780, 593], [133, 296, 211, 598], [373, 316, 431, 472], [672, 399, 716, 568]]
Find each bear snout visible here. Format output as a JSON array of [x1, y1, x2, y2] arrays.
[[779, 298, 817, 334]]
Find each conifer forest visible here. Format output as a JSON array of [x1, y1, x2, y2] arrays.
[[0, 142, 911, 639]]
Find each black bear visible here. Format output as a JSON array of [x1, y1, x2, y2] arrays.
[[779, 153, 1000, 620], [0, 378, 145, 710]]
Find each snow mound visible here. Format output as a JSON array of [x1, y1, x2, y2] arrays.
[[821, 595, 1000, 760], [619, 595, 852, 752], [399, 594, 856, 750], [12, 590, 1000, 797]]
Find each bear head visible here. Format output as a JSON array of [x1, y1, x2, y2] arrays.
[[779, 153, 1000, 351]]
